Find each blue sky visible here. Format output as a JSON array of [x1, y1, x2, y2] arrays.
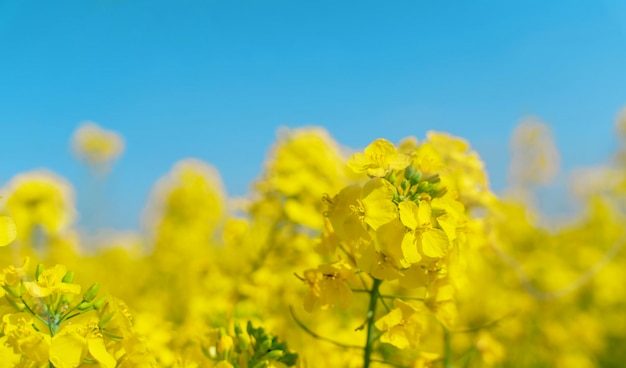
[[1, 0, 626, 230]]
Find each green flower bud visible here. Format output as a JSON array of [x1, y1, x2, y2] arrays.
[[82, 282, 100, 302], [409, 171, 422, 186], [404, 165, 416, 180], [99, 311, 116, 327], [262, 350, 284, 361], [424, 174, 440, 184], [35, 264, 45, 280], [93, 296, 107, 310], [62, 271, 75, 283], [387, 171, 396, 184], [280, 352, 299, 366], [434, 187, 448, 198], [417, 182, 430, 192], [401, 180, 409, 191], [77, 301, 93, 311], [259, 338, 272, 353], [252, 361, 268, 368]]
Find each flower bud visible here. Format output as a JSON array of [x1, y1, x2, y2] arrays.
[[35, 264, 45, 280], [77, 301, 93, 311], [409, 171, 422, 186], [404, 165, 416, 180], [424, 174, 440, 184], [217, 335, 234, 355], [93, 296, 107, 310], [99, 311, 115, 327], [262, 349, 284, 361], [259, 338, 272, 353], [62, 271, 75, 283], [82, 282, 100, 302]]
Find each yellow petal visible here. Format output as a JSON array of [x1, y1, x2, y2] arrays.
[[380, 326, 411, 349], [420, 229, 449, 258], [401, 232, 421, 265], [50, 331, 86, 368], [361, 178, 397, 230], [417, 200, 432, 226], [398, 201, 419, 230], [376, 219, 407, 267], [346, 152, 372, 174], [23, 282, 52, 298], [0, 216, 16, 247], [87, 336, 117, 368], [375, 307, 403, 331]]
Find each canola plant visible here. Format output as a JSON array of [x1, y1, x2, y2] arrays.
[[0, 117, 625, 367]]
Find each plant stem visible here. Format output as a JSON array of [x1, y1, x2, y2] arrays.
[[443, 326, 452, 368], [363, 278, 382, 368]]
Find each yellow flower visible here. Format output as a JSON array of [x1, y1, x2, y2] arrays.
[[71, 121, 124, 166], [359, 178, 398, 230], [347, 138, 411, 177], [3, 313, 51, 363], [0, 258, 29, 289], [374, 299, 424, 350], [23, 264, 81, 298], [303, 260, 355, 312], [398, 200, 449, 258], [2, 171, 75, 242], [49, 322, 117, 368]]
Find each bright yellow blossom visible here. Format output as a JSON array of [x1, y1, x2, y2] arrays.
[[399, 200, 449, 258], [347, 138, 411, 177], [23, 264, 81, 298], [375, 299, 424, 349]]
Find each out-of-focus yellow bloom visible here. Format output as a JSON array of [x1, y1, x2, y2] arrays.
[[0, 258, 29, 297], [71, 121, 124, 166], [257, 127, 350, 230], [1, 171, 75, 243], [145, 158, 225, 247], [0, 215, 16, 247], [348, 138, 411, 177], [23, 264, 81, 298], [476, 331, 505, 366], [509, 118, 559, 186]]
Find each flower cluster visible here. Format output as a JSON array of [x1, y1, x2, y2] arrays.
[[0, 117, 625, 367]]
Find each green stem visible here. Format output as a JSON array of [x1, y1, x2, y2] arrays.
[[363, 278, 382, 368], [443, 326, 452, 368]]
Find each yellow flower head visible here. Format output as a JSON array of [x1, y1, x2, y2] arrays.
[[2, 171, 75, 242], [144, 158, 226, 249], [71, 121, 125, 166], [0, 258, 29, 290], [348, 138, 411, 177], [374, 299, 424, 350], [23, 264, 81, 298], [3, 313, 51, 362]]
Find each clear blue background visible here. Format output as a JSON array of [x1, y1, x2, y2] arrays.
[[1, 0, 626, 230]]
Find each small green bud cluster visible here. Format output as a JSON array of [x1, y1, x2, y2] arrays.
[[389, 165, 447, 203]]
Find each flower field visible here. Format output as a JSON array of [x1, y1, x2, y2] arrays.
[[1, 118, 625, 368]]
